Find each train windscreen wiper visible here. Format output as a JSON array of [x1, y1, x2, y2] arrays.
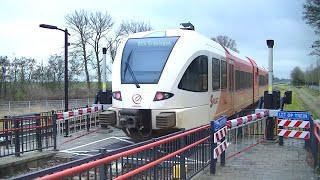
[[124, 51, 140, 88]]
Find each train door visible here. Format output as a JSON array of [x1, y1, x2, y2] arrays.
[[229, 59, 234, 113], [210, 57, 221, 119]]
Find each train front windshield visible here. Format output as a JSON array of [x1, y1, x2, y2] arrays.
[[121, 37, 179, 84]]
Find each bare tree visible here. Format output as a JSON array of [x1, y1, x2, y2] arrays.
[[108, 20, 153, 63], [119, 20, 152, 36], [211, 35, 239, 53], [303, 0, 320, 57], [66, 10, 92, 89], [291, 66, 305, 86], [88, 11, 114, 89]]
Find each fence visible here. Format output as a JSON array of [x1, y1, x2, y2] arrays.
[[0, 116, 56, 157], [0, 99, 94, 113], [0, 104, 108, 157], [15, 111, 269, 180]]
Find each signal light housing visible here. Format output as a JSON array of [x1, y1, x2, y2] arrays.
[[112, 91, 122, 101], [153, 92, 174, 101]]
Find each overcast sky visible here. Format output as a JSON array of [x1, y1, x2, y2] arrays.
[[0, 0, 318, 79]]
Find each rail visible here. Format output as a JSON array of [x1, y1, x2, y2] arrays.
[[16, 111, 267, 180], [0, 104, 110, 157], [0, 116, 56, 157]]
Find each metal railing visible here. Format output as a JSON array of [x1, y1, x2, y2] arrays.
[[15, 126, 211, 180], [15, 111, 269, 180], [0, 116, 57, 157], [0, 105, 108, 157], [0, 99, 94, 113]]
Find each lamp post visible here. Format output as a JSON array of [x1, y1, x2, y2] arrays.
[[40, 24, 70, 137]]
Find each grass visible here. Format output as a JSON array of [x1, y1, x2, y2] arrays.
[[274, 85, 305, 111]]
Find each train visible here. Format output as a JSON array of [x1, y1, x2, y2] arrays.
[[100, 24, 268, 140]]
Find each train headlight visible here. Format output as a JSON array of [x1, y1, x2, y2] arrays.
[[153, 92, 174, 101], [112, 91, 122, 101]]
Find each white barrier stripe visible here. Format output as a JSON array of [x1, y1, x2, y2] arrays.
[[214, 140, 228, 159], [231, 119, 237, 128], [300, 121, 309, 128], [252, 114, 257, 121], [63, 112, 69, 119], [242, 116, 248, 124], [278, 120, 286, 126], [73, 110, 79, 117]]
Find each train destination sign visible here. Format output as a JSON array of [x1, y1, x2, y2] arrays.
[[277, 111, 310, 121]]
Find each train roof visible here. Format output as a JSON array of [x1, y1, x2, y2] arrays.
[[127, 29, 226, 53], [127, 29, 262, 67], [223, 47, 251, 64]]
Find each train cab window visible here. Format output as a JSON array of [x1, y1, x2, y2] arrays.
[[212, 58, 220, 91], [178, 55, 208, 92], [221, 61, 227, 90]]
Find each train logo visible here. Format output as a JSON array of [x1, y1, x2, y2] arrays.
[[210, 95, 219, 107], [132, 94, 142, 104]]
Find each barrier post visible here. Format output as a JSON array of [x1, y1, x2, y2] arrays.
[[14, 118, 20, 157], [179, 134, 186, 180], [87, 113, 90, 132], [210, 116, 227, 174], [305, 126, 311, 150], [279, 124, 284, 146], [99, 149, 107, 180], [221, 136, 226, 167], [52, 114, 57, 150], [5, 121, 9, 149], [36, 118, 42, 151], [210, 122, 217, 174]]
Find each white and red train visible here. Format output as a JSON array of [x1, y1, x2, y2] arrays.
[[101, 27, 268, 139]]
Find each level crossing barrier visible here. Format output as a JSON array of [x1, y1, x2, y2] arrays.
[[15, 110, 269, 179], [55, 104, 110, 136], [277, 111, 312, 147]]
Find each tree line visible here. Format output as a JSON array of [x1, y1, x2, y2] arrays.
[[291, 0, 320, 86], [0, 10, 152, 100], [291, 61, 320, 86], [0, 9, 240, 101]]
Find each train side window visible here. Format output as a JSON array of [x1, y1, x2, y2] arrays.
[[221, 61, 227, 90], [212, 58, 220, 91], [249, 73, 253, 87], [235, 70, 240, 90], [178, 55, 208, 92]]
